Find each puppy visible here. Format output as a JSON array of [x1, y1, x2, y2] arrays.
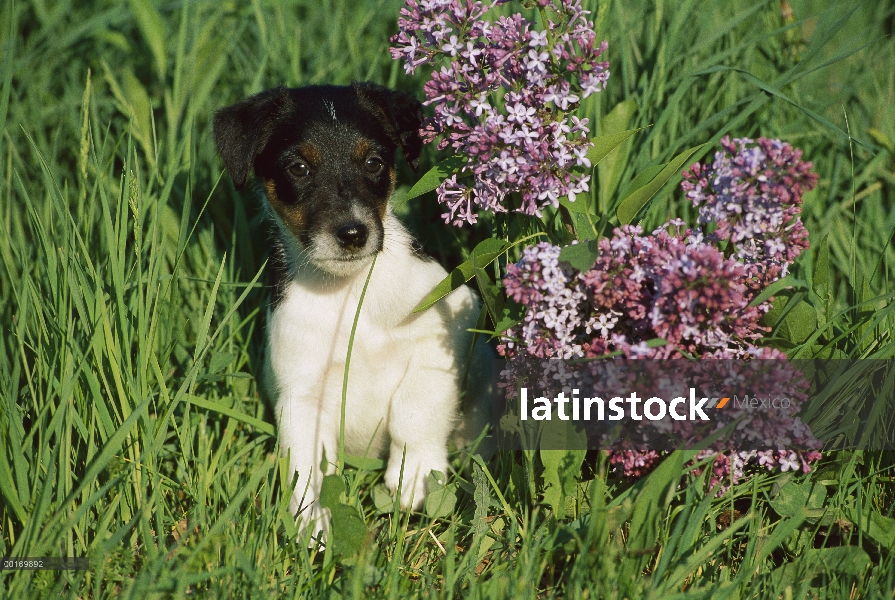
[[213, 82, 491, 538]]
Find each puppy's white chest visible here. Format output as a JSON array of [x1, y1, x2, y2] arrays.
[[265, 262, 430, 448], [269, 280, 404, 392], [271, 280, 393, 368]]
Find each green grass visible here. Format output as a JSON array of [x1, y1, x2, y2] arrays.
[[1, 0, 894, 597]]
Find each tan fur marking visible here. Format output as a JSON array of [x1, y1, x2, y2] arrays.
[[263, 179, 279, 204], [283, 207, 308, 238], [380, 167, 397, 219], [299, 142, 320, 167], [264, 178, 307, 237], [352, 139, 372, 162]]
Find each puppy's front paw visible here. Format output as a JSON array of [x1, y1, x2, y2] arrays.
[[384, 467, 427, 511], [384, 452, 447, 511]]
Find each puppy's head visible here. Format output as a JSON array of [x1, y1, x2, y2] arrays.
[[213, 82, 422, 277]]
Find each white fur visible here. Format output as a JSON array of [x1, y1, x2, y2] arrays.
[[264, 212, 491, 539]]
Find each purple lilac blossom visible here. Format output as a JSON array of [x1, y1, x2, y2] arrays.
[[391, 0, 609, 225], [681, 136, 818, 290], [498, 139, 821, 490], [501, 222, 768, 361]]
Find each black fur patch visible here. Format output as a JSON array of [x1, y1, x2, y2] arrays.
[[409, 237, 435, 262], [267, 239, 290, 309], [213, 83, 422, 192], [213, 83, 424, 276]]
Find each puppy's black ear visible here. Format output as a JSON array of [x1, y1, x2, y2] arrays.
[[353, 81, 424, 171], [213, 87, 291, 190]]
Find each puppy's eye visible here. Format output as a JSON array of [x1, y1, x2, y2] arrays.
[[364, 157, 384, 174], [289, 162, 311, 178]]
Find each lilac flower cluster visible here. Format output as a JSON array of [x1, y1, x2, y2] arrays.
[[603, 359, 822, 491], [682, 136, 817, 289], [498, 139, 822, 487], [390, 0, 609, 225], [687, 446, 822, 493], [501, 222, 767, 361]]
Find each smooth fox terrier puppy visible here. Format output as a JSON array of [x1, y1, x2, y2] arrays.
[[213, 82, 491, 539]]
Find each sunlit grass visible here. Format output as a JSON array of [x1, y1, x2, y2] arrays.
[[0, 0, 893, 597]]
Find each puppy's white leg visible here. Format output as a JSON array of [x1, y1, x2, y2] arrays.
[[276, 391, 338, 538], [385, 365, 457, 510]]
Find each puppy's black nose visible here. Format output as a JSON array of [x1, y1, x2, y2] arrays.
[[335, 222, 368, 249]]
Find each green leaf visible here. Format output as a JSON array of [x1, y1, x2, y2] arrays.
[[587, 473, 609, 548], [616, 163, 665, 201], [538, 451, 573, 519], [761, 290, 791, 328], [119, 68, 154, 161], [473, 255, 505, 329], [559, 122, 648, 216], [769, 546, 873, 591], [493, 298, 525, 334], [814, 234, 830, 295], [598, 99, 639, 207], [318, 474, 345, 510], [424, 471, 458, 519], [343, 454, 385, 471], [372, 484, 395, 515], [571, 211, 598, 241], [807, 546, 872, 577], [627, 452, 683, 558], [803, 482, 828, 521], [329, 503, 367, 556], [319, 474, 368, 555], [846, 503, 895, 548], [616, 143, 708, 225], [540, 420, 588, 452], [749, 275, 804, 307], [470, 462, 493, 556], [784, 300, 817, 344], [557, 197, 599, 239], [208, 351, 236, 374], [587, 126, 646, 168], [413, 237, 504, 313], [769, 481, 807, 517], [413, 233, 543, 313], [761, 288, 816, 344], [128, 0, 167, 79], [557, 194, 589, 214], [539, 421, 586, 520], [394, 154, 467, 208], [559, 239, 600, 273]]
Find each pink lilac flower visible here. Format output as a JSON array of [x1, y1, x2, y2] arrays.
[[681, 136, 818, 290], [501, 222, 767, 361], [391, 0, 609, 224], [499, 139, 822, 490]]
